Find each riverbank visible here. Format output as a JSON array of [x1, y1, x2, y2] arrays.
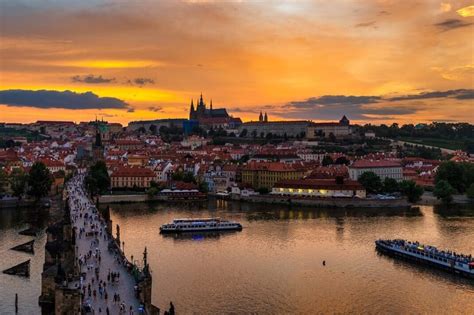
[[419, 192, 472, 205], [98, 193, 206, 204], [232, 194, 411, 208]]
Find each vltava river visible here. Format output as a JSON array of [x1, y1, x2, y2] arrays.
[[108, 201, 474, 314], [1, 202, 473, 314]]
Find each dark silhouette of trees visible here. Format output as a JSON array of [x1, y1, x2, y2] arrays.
[[27, 162, 53, 200]]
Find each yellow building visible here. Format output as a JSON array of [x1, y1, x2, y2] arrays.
[[241, 162, 306, 189], [110, 167, 156, 189]]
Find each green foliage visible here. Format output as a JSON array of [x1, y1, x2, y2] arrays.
[[358, 171, 382, 194], [257, 187, 270, 194], [357, 122, 474, 151], [335, 156, 349, 165], [9, 168, 28, 198], [85, 161, 110, 196], [435, 161, 474, 193], [399, 144, 442, 160], [198, 181, 209, 193], [27, 162, 53, 200], [0, 169, 8, 193], [433, 180, 456, 204], [321, 155, 334, 166], [383, 177, 399, 193], [399, 180, 424, 203], [159, 125, 183, 143], [147, 187, 159, 198], [239, 129, 248, 137], [172, 171, 196, 184], [466, 183, 474, 199]]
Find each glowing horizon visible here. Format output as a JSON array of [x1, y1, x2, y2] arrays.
[[1, 1, 473, 125]]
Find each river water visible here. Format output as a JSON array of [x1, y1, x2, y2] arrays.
[[0, 208, 47, 315], [107, 201, 474, 314], [1, 201, 473, 314]]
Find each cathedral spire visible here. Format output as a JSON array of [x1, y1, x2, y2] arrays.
[[264, 112, 268, 122], [210, 99, 213, 111], [259, 111, 263, 122]]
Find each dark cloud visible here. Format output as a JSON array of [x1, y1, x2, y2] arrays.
[[72, 74, 115, 84], [148, 106, 162, 112], [128, 78, 155, 87], [355, 21, 376, 27], [287, 95, 381, 108], [388, 89, 474, 101], [273, 89, 472, 120], [434, 19, 473, 32], [0, 89, 129, 110]]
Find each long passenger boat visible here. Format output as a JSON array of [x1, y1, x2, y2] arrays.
[[375, 239, 474, 278], [160, 218, 242, 233]]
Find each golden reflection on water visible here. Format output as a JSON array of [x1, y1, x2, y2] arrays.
[[106, 202, 474, 314]]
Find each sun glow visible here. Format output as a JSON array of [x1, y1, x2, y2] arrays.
[[457, 5, 474, 17], [54, 60, 162, 69]]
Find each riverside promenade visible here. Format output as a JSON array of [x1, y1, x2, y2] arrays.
[[67, 175, 147, 314]]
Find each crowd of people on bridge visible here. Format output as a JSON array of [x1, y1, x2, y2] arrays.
[[68, 176, 145, 315]]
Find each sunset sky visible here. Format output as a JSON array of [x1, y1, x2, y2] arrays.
[[0, 0, 473, 125]]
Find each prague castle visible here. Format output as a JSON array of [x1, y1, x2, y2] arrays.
[[189, 94, 242, 129]]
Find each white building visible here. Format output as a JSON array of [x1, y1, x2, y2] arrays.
[[271, 179, 366, 198], [349, 160, 403, 181]]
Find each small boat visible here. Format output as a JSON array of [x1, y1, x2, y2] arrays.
[[375, 239, 474, 278], [160, 218, 242, 233]]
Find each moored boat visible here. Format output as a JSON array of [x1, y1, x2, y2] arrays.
[[375, 239, 474, 278], [160, 218, 242, 233]]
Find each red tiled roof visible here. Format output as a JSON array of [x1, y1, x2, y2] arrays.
[[111, 167, 155, 178], [243, 161, 305, 172], [351, 160, 401, 169]]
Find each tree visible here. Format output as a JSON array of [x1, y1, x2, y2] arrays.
[[0, 169, 8, 194], [383, 177, 399, 193], [399, 180, 423, 203], [466, 183, 474, 199], [251, 130, 257, 139], [138, 127, 146, 134], [433, 180, 456, 204], [85, 161, 110, 195], [147, 187, 159, 198], [27, 162, 53, 200], [435, 161, 469, 193], [9, 168, 28, 199], [335, 156, 349, 165], [358, 171, 382, 194], [149, 124, 157, 135], [321, 155, 333, 166], [172, 171, 196, 184], [239, 129, 248, 138], [198, 181, 209, 193]]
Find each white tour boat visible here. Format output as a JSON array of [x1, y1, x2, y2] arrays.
[[160, 218, 242, 233]]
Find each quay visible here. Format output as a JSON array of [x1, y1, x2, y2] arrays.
[[39, 175, 164, 314]]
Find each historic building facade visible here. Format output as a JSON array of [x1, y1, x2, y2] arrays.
[[189, 94, 242, 129]]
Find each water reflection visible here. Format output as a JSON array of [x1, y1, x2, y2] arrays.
[[161, 230, 242, 242], [375, 250, 474, 288], [0, 207, 48, 315], [245, 206, 422, 221]]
